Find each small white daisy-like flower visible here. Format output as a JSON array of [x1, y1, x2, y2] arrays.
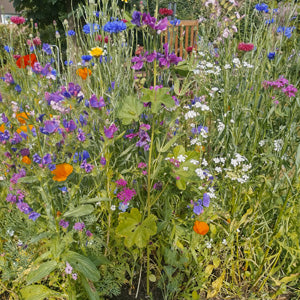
[[224, 64, 231, 69], [222, 239, 227, 246], [190, 159, 199, 165], [183, 167, 189, 171], [195, 168, 206, 179], [177, 155, 187, 162], [215, 166, 222, 173], [259, 140, 266, 147], [274, 139, 283, 152], [217, 121, 225, 133], [202, 158, 208, 166], [111, 205, 116, 211]]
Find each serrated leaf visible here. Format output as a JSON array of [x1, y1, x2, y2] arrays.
[[27, 260, 57, 285], [63, 251, 100, 281], [116, 208, 157, 248], [20, 285, 61, 300], [64, 204, 94, 217], [117, 95, 144, 125]]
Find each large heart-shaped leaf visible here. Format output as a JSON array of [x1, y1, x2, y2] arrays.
[[116, 208, 157, 248], [117, 95, 144, 125]]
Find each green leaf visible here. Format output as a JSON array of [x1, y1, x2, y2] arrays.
[[20, 285, 61, 300], [17, 176, 39, 183], [295, 144, 300, 169], [63, 251, 100, 282], [64, 204, 94, 217], [27, 260, 57, 285], [116, 208, 157, 248], [81, 277, 100, 300], [176, 178, 186, 190], [117, 95, 144, 125]]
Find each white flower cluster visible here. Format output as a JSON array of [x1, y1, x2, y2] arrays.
[[229, 58, 253, 69], [184, 110, 199, 120], [274, 139, 283, 152], [193, 59, 221, 76]]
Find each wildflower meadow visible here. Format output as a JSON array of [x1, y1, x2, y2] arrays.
[[0, 0, 299, 299]]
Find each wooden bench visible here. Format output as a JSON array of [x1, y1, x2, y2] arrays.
[[161, 20, 199, 59]]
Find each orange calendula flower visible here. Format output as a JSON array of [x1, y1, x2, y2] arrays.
[[76, 67, 92, 80], [89, 47, 103, 58], [16, 125, 34, 134], [22, 156, 31, 164], [16, 112, 29, 124], [0, 124, 5, 133], [193, 221, 209, 235], [51, 163, 73, 182]]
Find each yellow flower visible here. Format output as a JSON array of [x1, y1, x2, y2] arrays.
[[51, 163, 73, 182], [121, 0, 128, 2], [89, 47, 103, 58]]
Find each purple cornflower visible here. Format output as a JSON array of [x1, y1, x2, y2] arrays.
[[104, 124, 118, 139], [136, 130, 151, 151], [28, 212, 40, 221], [59, 219, 69, 228], [42, 154, 52, 165], [203, 193, 210, 207], [73, 222, 85, 231], [77, 129, 86, 142], [42, 43, 52, 55], [10, 133, 22, 144], [63, 119, 77, 132], [4, 73, 14, 84], [43, 120, 59, 134], [48, 164, 56, 171], [17, 202, 33, 214], [19, 148, 30, 157], [33, 153, 42, 163], [100, 157, 106, 166], [89, 94, 106, 109], [193, 202, 203, 215], [131, 11, 142, 27], [6, 194, 17, 203], [86, 230, 93, 237], [32, 62, 43, 73]]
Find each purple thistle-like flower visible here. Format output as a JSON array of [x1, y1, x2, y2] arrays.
[[89, 94, 106, 109], [86, 230, 93, 237], [59, 219, 69, 228], [74, 222, 85, 231], [104, 124, 118, 139], [116, 179, 127, 187], [117, 188, 136, 204], [28, 212, 40, 221], [17, 202, 33, 214], [20, 148, 30, 157]]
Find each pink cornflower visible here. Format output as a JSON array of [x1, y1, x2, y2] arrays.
[[11, 16, 26, 25], [138, 162, 147, 169], [117, 188, 136, 204], [237, 42, 254, 52], [116, 179, 127, 187], [282, 84, 297, 97]]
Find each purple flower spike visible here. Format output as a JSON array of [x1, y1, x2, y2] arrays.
[[104, 124, 118, 139]]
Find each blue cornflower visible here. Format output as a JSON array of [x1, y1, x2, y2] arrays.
[[267, 52, 275, 60], [4, 45, 13, 53], [277, 26, 295, 38], [48, 164, 56, 171], [68, 30, 75, 36], [103, 20, 126, 34], [265, 18, 274, 25], [82, 23, 100, 34], [28, 212, 40, 221], [15, 85, 22, 93], [81, 55, 93, 62], [64, 60, 73, 66], [255, 3, 269, 13], [170, 19, 180, 26], [42, 43, 52, 55], [58, 186, 68, 192], [33, 153, 42, 163]]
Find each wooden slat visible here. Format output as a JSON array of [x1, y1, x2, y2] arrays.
[[179, 25, 183, 58], [174, 27, 178, 55], [185, 26, 189, 59]]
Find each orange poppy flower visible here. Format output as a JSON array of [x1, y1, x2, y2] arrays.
[[193, 221, 209, 235], [0, 124, 5, 133], [16, 53, 37, 69], [16, 112, 29, 124], [51, 163, 73, 182], [16, 125, 34, 134], [76, 67, 92, 80], [22, 156, 31, 164]]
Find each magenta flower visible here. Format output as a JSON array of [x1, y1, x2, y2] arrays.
[[117, 188, 136, 204], [131, 51, 157, 70], [282, 84, 297, 97], [73, 222, 85, 231], [158, 43, 182, 68], [104, 124, 118, 139]]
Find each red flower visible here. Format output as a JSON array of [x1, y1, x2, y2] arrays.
[[159, 8, 173, 16], [121, 19, 128, 23], [16, 54, 37, 69], [238, 42, 254, 52], [186, 46, 193, 53], [10, 16, 26, 25]]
